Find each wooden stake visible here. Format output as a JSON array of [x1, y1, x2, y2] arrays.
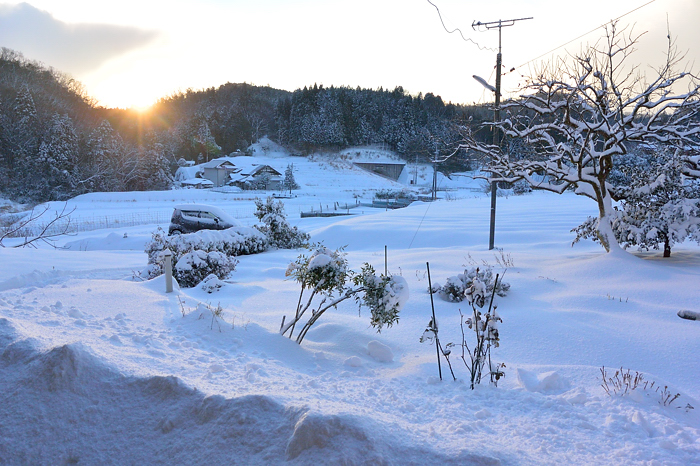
[[426, 262, 442, 381]]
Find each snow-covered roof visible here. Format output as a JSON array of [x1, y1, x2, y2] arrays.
[[200, 159, 237, 170], [180, 178, 213, 187], [174, 166, 204, 182], [340, 146, 404, 165], [196, 156, 283, 176]]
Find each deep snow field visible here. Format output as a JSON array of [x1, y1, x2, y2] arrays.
[[1, 144, 699, 465]]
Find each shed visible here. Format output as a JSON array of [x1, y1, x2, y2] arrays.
[[353, 162, 405, 181]]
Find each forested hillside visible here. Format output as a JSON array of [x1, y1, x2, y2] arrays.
[[0, 48, 488, 203]]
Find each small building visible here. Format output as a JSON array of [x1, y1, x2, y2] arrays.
[[353, 162, 405, 181]]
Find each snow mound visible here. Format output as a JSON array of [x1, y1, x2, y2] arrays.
[[517, 368, 571, 394], [28, 342, 116, 393], [0, 317, 19, 350], [285, 412, 374, 461], [134, 375, 193, 401], [367, 340, 393, 363], [2, 337, 40, 366], [344, 356, 363, 367]]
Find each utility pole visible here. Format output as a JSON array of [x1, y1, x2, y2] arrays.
[[472, 17, 532, 250]]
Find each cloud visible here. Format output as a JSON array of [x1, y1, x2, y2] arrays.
[[0, 2, 162, 74]]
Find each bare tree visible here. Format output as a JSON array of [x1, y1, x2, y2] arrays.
[[463, 23, 700, 252], [0, 203, 75, 248]]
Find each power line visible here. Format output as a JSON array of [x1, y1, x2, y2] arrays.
[[426, 0, 498, 52], [504, 0, 658, 76]]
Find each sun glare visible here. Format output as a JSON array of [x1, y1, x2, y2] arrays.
[[130, 103, 153, 114]]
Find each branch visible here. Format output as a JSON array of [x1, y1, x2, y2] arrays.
[[0, 203, 75, 248]]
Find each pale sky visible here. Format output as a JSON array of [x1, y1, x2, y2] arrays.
[[0, 0, 697, 109]]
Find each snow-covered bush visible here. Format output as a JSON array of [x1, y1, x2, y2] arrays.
[[431, 266, 509, 303], [281, 244, 408, 344], [175, 250, 237, 288], [254, 197, 310, 249], [144, 226, 267, 285], [354, 264, 408, 330], [423, 269, 506, 388], [200, 274, 225, 293]]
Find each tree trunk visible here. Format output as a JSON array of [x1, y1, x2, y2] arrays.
[[663, 238, 671, 258], [596, 194, 621, 254]]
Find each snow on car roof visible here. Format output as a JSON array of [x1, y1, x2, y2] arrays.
[[173, 204, 238, 224]]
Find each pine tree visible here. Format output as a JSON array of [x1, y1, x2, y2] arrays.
[[34, 113, 78, 200], [192, 118, 221, 162], [283, 163, 299, 193], [138, 140, 173, 191]]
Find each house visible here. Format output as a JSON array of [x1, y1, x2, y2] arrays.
[[228, 162, 283, 190], [200, 159, 239, 187], [353, 161, 405, 181], [198, 156, 283, 190]]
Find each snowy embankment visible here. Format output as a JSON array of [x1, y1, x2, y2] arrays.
[[1, 186, 700, 463]]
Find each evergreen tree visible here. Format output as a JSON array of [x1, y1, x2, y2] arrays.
[[192, 118, 221, 162], [137, 137, 173, 191], [283, 163, 299, 193], [34, 113, 78, 200]]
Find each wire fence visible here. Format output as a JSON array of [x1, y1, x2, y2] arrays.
[[4, 207, 258, 238]]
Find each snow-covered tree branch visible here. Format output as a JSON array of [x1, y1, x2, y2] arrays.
[[460, 23, 700, 253], [281, 245, 408, 344]]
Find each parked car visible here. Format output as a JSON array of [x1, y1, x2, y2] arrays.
[[168, 204, 240, 235]]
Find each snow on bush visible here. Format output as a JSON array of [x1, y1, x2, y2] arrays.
[[431, 266, 509, 303], [254, 197, 310, 249], [199, 274, 225, 293], [281, 245, 408, 344], [144, 226, 267, 286], [355, 266, 408, 330]]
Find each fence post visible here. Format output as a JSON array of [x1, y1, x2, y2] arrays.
[[164, 249, 174, 293]]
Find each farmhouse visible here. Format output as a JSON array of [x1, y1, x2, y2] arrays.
[[228, 160, 283, 190], [196, 156, 283, 189]]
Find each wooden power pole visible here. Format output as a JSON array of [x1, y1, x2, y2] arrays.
[[472, 17, 533, 250]]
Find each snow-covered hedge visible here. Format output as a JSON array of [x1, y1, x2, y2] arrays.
[[431, 266, 510, 303], [175, 250, 237, 288], [144, 226, 268, 285]]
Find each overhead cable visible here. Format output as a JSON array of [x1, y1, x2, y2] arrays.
[[426, 0, 498, 53]]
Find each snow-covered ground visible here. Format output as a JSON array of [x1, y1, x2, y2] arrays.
[[1, 149, 699, 464]]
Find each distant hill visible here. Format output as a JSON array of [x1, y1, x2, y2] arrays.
[[0, 48, 488, 203]]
